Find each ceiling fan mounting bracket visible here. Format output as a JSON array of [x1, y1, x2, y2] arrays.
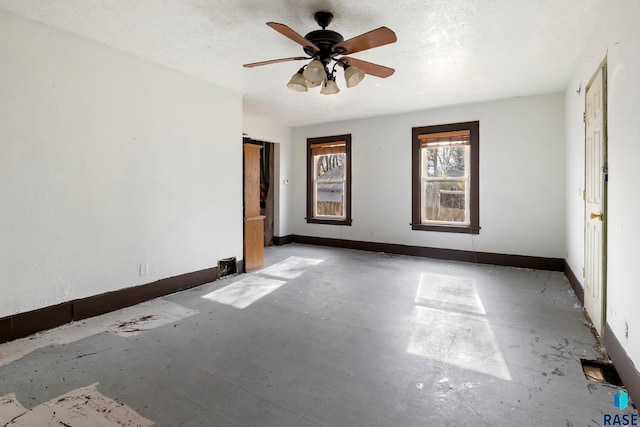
[[303, 12, 346, 61], [314, 11, 333, 29]]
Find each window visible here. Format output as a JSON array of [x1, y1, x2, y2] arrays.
[[306, 134, 352, 225], [412, 121, 479, 234]]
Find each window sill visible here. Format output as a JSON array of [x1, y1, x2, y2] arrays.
[[306, 218, 352, 226], [411, 223, 480, 234]]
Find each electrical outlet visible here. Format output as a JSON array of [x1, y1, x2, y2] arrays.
[[139, 263, 149, 277], [625, 321, 629, 340]]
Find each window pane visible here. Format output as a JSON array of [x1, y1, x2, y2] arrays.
[[424, 181, 466, 223], [424, 146, 467, 178], [316, 154, 346, 180], [316, 182, 344, 217]]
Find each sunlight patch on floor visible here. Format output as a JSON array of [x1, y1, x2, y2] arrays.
[[202, 256, 324, 309], [202, 276, 287, 309], [408, 273, 511, 381], [416, 273, 486, 314], [259, 256, 324, 279]]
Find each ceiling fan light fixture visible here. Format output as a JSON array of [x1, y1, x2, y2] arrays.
[[303, 59, 327, 83], [287, 68, 308, 92], [320, 78, 340, 95], [245, 12, 397, 96], [344, 64, 366, 88]]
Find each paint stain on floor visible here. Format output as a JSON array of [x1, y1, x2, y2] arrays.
[[0, 300, 198, 368], [0, 383, 154, 426], [113, 314, 158, 335]]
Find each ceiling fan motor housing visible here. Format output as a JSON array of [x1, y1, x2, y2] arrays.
[[303, 29, 344, 60]]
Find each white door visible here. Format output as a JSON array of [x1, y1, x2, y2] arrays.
[[584, 62, 607, 337]]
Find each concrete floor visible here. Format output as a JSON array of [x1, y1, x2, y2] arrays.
[[0, 243, 637, 426]]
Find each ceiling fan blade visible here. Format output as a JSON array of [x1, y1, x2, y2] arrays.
[[266, 22, 320, 52], [333, 27, 397, 55], [243, 57, 309, 68], [341, 57, 395, 78]]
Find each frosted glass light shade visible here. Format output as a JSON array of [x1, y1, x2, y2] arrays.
[[303, 59, 327, 83], [287, 71, 308, 92], [344, 65, 365, 88], [320, 79, 340, 95]]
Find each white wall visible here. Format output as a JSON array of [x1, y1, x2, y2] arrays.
[[292, 94, 566, 258], [242, 112, 293, 237], [0, 10, 243, 317], [565, 0, 640, 367]]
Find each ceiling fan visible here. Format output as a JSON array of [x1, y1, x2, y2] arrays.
[[243, 11, 397, 95]]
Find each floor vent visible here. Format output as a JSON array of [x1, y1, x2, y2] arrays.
[[581, 359, 624, 386], [218, 257, 237, 278]]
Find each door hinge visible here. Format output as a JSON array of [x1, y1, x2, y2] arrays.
[[582, 267, 585, 278], [583, 112, 586, 122], [583, 190, 586, 201]]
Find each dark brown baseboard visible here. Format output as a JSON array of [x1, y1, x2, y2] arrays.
[[0, 263, 234, 344], [5, 302, 73, 344], [605, 322, 640, 407], [272, 235, 294, 246], [564, 260, 584, 306], [72, 267, 218, 320], [288, 235, 564, 271]]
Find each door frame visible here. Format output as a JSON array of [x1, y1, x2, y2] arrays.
[[584, 56, 608, 337]]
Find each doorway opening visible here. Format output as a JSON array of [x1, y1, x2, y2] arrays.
[[243, 137, 277, 271]]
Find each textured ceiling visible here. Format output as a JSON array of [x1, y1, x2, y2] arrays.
[[0, 0, 604, 126]]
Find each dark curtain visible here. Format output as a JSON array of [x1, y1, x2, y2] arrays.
[[260, 143, 274, 246]]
